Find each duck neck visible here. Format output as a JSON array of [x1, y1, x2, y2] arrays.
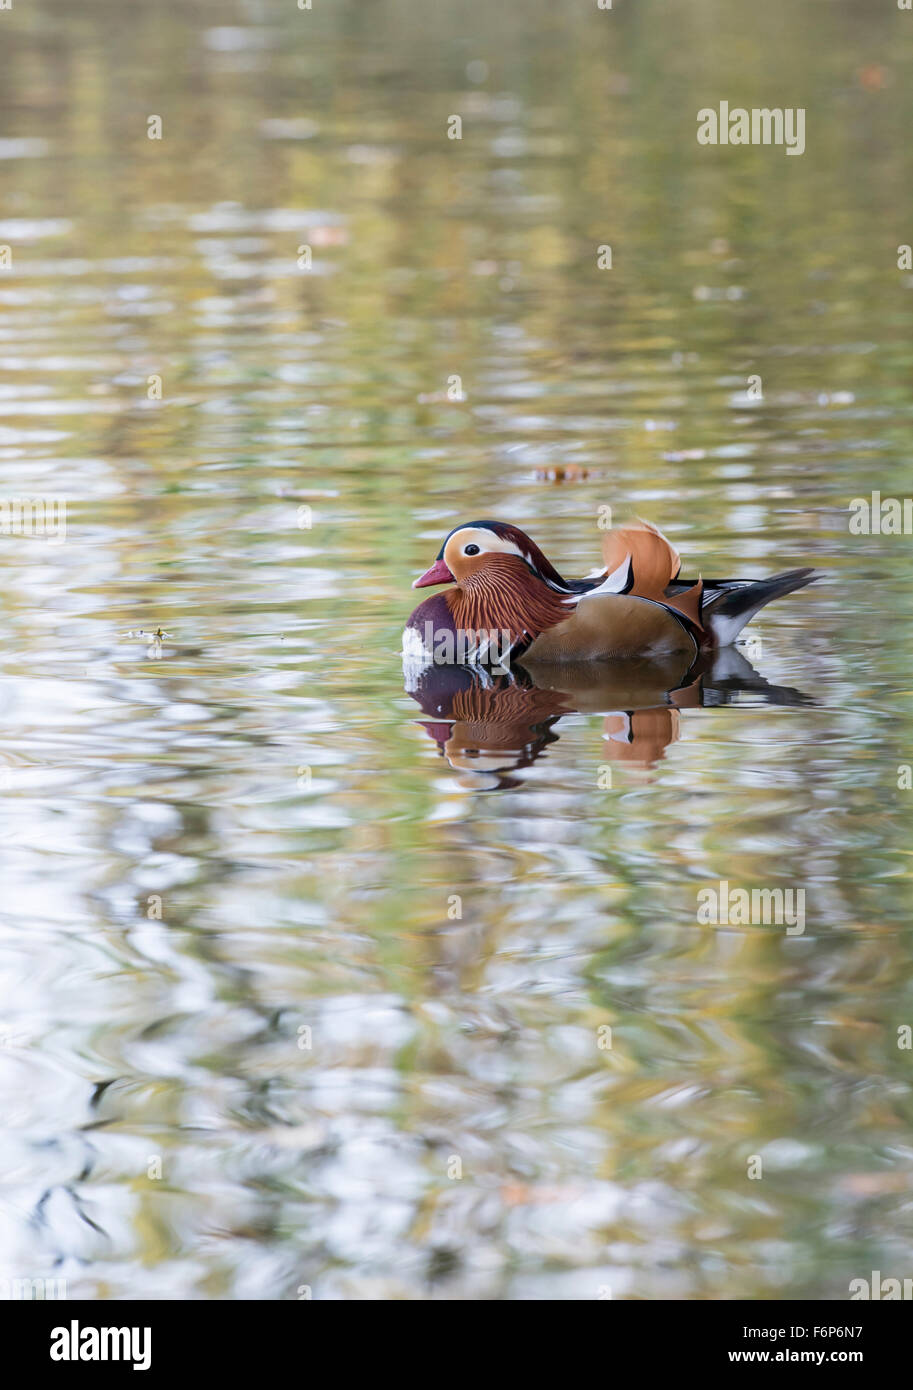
[[447, 557, 571, 653]]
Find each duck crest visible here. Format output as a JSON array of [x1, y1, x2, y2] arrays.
[[446, 553, 571, 653]]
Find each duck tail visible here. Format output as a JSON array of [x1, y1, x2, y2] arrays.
[[703, 568, 818, 646]]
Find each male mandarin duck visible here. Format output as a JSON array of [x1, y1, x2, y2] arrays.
[[406, 518, 816, 663]]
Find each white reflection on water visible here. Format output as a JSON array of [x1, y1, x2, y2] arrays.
[[0, 0, 911, 1303]]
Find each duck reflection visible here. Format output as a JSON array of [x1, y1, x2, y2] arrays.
[[405, 648, 812, 789]]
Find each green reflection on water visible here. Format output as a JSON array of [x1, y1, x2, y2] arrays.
[[0, 0, 911, 1300]]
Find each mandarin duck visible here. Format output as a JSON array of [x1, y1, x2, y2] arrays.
[[406, 519, 816, 663]]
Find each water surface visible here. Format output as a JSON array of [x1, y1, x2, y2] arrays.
[[0, 0, 912, 1300]]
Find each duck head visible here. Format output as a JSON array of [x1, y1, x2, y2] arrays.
[[413, 520, 576, 591], [410, 521, 580, 657]]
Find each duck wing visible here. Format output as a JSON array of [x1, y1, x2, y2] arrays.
[[596, 520, 705, 632]]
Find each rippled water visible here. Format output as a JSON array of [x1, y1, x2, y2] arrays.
[[1, 0, 912, 1300]]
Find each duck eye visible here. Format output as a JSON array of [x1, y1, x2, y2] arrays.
[[464, 543, 480, 556]]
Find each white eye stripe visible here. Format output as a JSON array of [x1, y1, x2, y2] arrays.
[[445, 529, 526, 563]]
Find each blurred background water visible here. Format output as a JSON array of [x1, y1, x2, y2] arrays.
[[0, 0, 912, 1300]]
